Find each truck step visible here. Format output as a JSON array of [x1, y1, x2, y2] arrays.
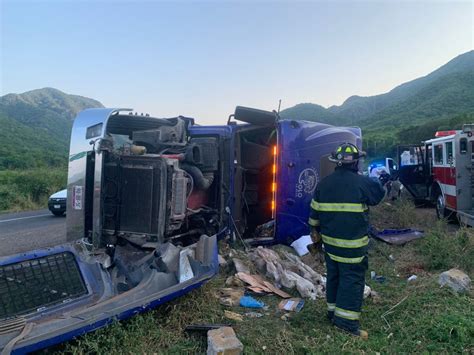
[[0, 252, 88, 320]]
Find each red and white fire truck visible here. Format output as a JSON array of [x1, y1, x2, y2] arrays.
[[398, 124, 474, 226]]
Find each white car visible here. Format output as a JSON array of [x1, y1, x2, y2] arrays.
[[48, 189, 67, 216]]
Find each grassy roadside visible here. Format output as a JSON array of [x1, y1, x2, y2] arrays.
[[57, 201, 473, 354], [0, 168, 67, 212]]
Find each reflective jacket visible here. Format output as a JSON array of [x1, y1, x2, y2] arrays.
[[308, 167, 385, 263]]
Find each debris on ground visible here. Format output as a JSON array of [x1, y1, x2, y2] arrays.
[[233, 258, 251, 274], [218, 288, 245, 307], [373, 229, 424, 245], [363, 285, 372, 299], [223, 310, 244, 322], [290, 235, 313, 256], [278, 298, 305, 312], [370, 271, 386, 283], [207, 326, 243, 355], [218, 254, 228, 267], [225, 275, 245, 288], [438, 268, 471, 293], [239, 295, 265, 308], [235, 272, 291, 298], [248, 246, 325, 299], [407, 275, 417, 282], [254, 220, 275, 239], [244, 311, 263, 318]]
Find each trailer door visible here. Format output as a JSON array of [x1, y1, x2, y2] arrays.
[[397, 144, 431, 201]]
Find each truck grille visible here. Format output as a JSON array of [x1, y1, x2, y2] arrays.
[[0, 252, 87, 319]]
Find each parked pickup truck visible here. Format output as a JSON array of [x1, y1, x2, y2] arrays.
[[0, 106, 362, 353]]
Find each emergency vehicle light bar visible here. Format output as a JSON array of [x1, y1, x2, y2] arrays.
[[435, 130, 456, 137]]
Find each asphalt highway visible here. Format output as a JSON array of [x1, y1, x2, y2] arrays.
[[0, 209, 66, 257]]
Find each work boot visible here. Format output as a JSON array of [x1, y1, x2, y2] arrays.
[[334, 324, 369, 340]]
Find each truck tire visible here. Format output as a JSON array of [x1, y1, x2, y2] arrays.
[[435, 193, 454, 221]]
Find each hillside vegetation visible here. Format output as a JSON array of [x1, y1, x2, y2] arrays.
[[0, 88, 103, 211], [281, 50, 474, 158]]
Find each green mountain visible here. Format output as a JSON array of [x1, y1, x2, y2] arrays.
[[0, 88, 104, 169], [280, 50, 474, 157]]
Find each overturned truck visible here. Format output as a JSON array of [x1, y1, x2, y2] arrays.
[[0, 107, 361, 353]]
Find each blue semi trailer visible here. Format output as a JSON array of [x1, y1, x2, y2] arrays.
[[0, 106, 361, 353]]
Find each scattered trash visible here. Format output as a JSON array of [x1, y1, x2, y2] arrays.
[[407, 275, 417, 282], [438, 268, 471, 293], [239, 295, 265, 308], [371, 271, 386, 283], [290, 235, 313, 256], [374, 229, 424, 245], [280, 313, 292, 321], [185, 324, 231, 333], [248, 247, 325, 299], [179, 249, 195, 283], [235, 272, 291, 298], [389, 254, 395, 261], [224, 310, 244, 322], [363, 285, 372, 299], [218, 288, 245, 307], [233, 258, 251, 274], [218, 254, 228, 267], [225, 275, 245, 288], [278, 298, 305, 312], [207, 326, 243, 355], [244, 311, 263, 318], [254, 220, 275, 239]]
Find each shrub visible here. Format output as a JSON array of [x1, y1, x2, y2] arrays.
[[0, 168, 67, 211], [417, 224, 474, 273]]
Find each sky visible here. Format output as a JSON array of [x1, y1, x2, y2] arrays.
[[1, 0, 473, 124]]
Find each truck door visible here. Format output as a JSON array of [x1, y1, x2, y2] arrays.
[[397, 144, 431, 202]]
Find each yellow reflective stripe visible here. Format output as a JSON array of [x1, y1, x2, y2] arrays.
[[308, 218, 320, 226], [336, 146, 342, 153], [335, 307, 360, 320], [345, 146, 352, 153], [311, 200, 367, 213], [322, 235, 369, 248], [327, 303, 336, 311], [327, 253, 365, 264]]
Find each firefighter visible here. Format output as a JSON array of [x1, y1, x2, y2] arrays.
[[308, 142, 385, 339]]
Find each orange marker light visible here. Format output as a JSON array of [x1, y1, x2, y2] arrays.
[[273, 145, 277, 156], [272, 164, 276, 174], [272, 182, 276, 192]]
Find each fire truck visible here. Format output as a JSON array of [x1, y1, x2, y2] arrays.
[[398, 124, 474, 226]]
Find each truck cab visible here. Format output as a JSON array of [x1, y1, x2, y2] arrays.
[[0, 106, 361, 352]]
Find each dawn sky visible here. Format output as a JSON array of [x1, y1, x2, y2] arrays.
[[1, 0, 473, 124]]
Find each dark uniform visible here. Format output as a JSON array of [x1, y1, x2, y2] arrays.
[[309, 147, 385, 334]]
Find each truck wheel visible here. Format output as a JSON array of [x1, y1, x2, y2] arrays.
[[435, 193, 455, 221], [435, 193, 446, 219]]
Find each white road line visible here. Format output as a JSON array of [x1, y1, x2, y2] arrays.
[[0, 213, 51, 223]]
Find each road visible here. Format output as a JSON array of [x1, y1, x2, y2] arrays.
[[0, 209, 67, 257]]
